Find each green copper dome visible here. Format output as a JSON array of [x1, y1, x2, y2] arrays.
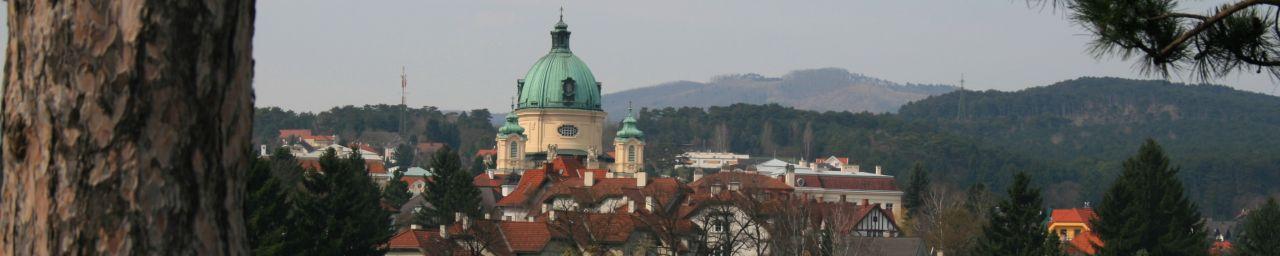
[[615, 109, 644, 140], [498, 111, 525, 136], [516, 18, 602, 110]]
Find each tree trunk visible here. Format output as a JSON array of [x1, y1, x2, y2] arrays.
[[2, 0, 255, 254]]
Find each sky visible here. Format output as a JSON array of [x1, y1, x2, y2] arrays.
[[5, 1, 1277, 112]]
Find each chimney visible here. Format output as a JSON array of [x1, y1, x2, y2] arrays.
[[454, 212, 463, 223], [440, 225, 448, 238], [526, 216, 534, 222], [411, 224, 423, 230], [627, 200, 636, 213], [636, 172, 648, 187], [606, 172, 615, 178], [487, 170, 495, 179], [260, 145, 268, 157], [784, 173, 796, 187], [875, 165, 882, 175], [501, 185, 514, 197], [484, 213, 491, 220], [541, 203, 549, 213], [692, 169, 705, 182], [549, 210, 557, 221], [645, 196, 655, 212], [462, 216, 470, 230], [584, 171, 595, 187], [862, 199, 870, 206]]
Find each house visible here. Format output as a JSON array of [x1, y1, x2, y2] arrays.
[[1048, 208, 1101, 255], [753, 158, 905, 220]]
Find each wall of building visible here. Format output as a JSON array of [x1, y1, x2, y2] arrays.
[[516, 108, 606, 155]]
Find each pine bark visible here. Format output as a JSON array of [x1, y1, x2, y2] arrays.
[[2, 0, 255, 254]]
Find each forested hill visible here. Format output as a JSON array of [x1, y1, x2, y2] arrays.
[[898, 77, 1280, 217], [601, 68, 954, 120]]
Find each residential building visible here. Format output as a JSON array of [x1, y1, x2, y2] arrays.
[[675, 151, 750, 169], [1048, 208, 1101, 255], [753, 158, 905, 220]]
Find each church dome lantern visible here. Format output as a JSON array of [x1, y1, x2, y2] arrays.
[[516, 16, 602, 110]]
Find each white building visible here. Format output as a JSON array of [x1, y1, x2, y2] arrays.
[[675, 151, 751, 169], [753, 158, 905, 220]]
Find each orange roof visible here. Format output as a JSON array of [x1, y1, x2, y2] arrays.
[[497, 169, 547, 206], [815, 157, 850, 165], [1067, 231, 1102, 255], [472, 173, 510, 188], [475, 149, 497, 157], [499, 222, 553, 252], [278, 129, 312, 139], [1051, 208, 1098, 224], [386, 228, 438, 251], [366, 160, 387, 174], [298, 159, 322, 171]]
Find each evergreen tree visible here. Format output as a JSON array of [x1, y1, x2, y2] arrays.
[[470, 155, 488, 176], [973, 172, 1062, 256], [902, 162, 930, 219], [417, 146, 483, 226], [393, 142, 415, 171], [381, 166, 412, 210], [245, 156, 289, 255], [1093, 139, 1208, 256], [1238, 197, 1280, 256], [296, 148, 392, 255]]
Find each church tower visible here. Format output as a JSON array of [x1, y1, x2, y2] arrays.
[[512, 14, 606, 161], [495, 112, 527, 172], [613, 108, 645, 174]]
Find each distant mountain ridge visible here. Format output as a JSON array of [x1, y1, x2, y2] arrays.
[[600, 68, 955, 120]]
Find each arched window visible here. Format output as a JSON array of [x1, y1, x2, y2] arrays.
[[627, 145, 637, 162], [508, 141, 519, 158], [796, 178, 807, 187]]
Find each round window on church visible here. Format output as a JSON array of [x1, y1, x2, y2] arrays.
[[557, 125, 579, 137]]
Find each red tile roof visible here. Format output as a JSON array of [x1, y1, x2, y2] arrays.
[[499, 222, 553, 253], [387, 228, 438, 251], [794, 175, 898, 191], [278, 129, 312, 139], [811, 201, 898, 235], [366, 160, 387, 174], [1067, 231, 1102, 255], [298, 159, 322, 171], [497, 169, 547, 206], [472, 173, 509, 188], [1050, 208, 1098, 224], [688, 172, 794, 194], [815, 157, 850, 165], [475, 149, 497, 157]]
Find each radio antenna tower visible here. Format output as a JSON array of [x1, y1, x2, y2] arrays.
[[400, 66, 408, 137], [957, 73, 966, 122]]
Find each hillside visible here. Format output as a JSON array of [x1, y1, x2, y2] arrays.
[[899, 77, 1280, 217], [601, 68, 954, 119]]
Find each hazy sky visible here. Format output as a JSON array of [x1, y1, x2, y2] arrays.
[[6, 1, 1276, 112]]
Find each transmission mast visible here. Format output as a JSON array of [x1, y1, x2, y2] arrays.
[[957, 73, 966, 122], [400, 66, 408, 138]]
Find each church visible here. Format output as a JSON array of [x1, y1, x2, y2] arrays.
[[492, 14, 646, 177]]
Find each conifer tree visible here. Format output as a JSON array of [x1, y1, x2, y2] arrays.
[[417, 146, 483, 226], [382, 143, 415, 209], [245, 157, 289, 255], [973, 172, 1062, 256], [903, 162, 930, 219], [1238, 197, 1280, 256], [471, 155, 488, 176], [1093, 139, 1208, 256], [295, 148, 392, 255]]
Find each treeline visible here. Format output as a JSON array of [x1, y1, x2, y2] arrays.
[[635, 103, 1059, 196], [252, 105, 497, 156], [899, 77, 1280, 218]]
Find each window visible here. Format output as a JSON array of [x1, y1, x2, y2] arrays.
[[887, 203, 894, 211], [508, 142, 519, 158], [627, 145, 637, 162], [872, 216, 879, 222], [796, 178, 806, 187], [557, 125, 579, 137]]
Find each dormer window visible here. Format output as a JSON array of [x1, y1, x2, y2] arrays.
[[561, 77, 576, 105]]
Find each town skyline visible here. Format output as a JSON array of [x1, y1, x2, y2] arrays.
[[239, 1, 1276, 112]]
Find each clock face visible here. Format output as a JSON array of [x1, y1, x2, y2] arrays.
[[557, 125, 579, 137]]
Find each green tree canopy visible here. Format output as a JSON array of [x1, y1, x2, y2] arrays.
[[973, 172, 1063, 256], [1092, 139, 1208, 256], [903, 162, 931, 219], [417, 146, 483, 226], [1238, 197, 1280, 256]]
